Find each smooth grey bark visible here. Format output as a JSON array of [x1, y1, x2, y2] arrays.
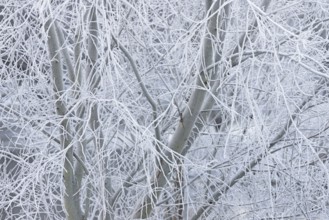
[[133, 1, 230, 218], [133, 0, 273, 218], [83, 6, 114, 220], [54, 21, 89, 219], [3, 1, 326, 219], [86, 6, 100, 94], [55, 22, 76, 84], [72, 25, 91, 220], [45, 18, 82, 220], [182, 0, 273, 161]]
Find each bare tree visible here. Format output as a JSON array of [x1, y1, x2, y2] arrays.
[[1, 0, 329, 219]]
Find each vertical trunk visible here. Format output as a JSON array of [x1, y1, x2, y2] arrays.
[[85, 6, 114, 220], [45, 18, 82, 220], [133, 0, 230, 218]]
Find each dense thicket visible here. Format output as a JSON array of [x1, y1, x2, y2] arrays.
[[1, 1, 329, 219]]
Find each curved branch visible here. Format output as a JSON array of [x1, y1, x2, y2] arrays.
[[112, 36, 161, 143]]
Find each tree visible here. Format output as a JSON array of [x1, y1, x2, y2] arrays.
[[1, 0, 329, 219]]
